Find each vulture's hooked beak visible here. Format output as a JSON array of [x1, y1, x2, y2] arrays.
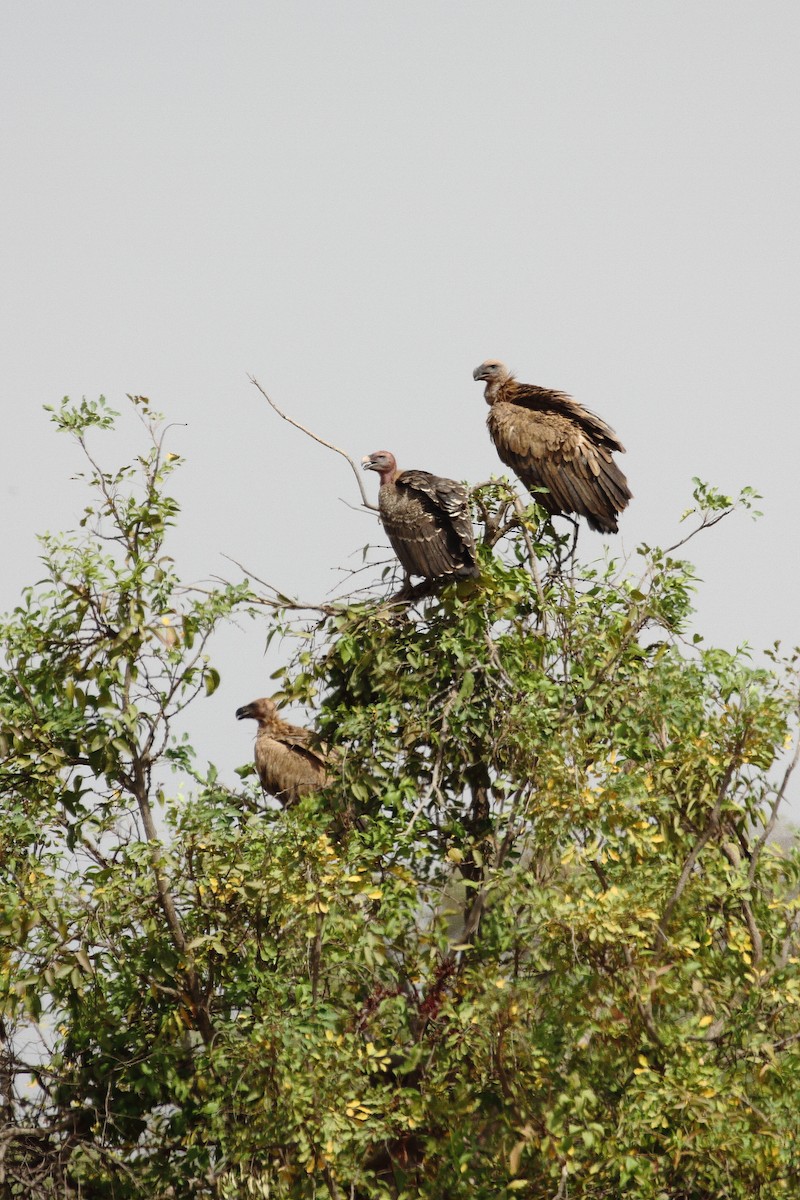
[[235, 704, 253, 721], [473, 365, 487, 381], [361, 456, 376, 472]]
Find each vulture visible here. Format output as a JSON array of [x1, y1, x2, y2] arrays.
[[362, 451, 479, 583], [235, 697, 328, 806], [473, 360, 632, 534]]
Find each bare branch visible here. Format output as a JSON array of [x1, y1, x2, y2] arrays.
[[777, 911, 800, 972], [655, 750, 740, 952], [662, 509, 735, 556], [249, 375, 378, 511], [720, 842, 763, 966], [748, 728, 800, 884], [323, 1165, 343, 1200], [551, 1163, 569, 1200], [339, 497, 375, 515], [219, 555, 349, 616], [310, 911, 324, 1005]]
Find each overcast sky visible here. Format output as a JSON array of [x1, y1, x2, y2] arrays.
[[2, 3, 798, 808]]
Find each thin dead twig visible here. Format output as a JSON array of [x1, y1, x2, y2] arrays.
[[219, 555, 349, 616], [249, 374, 378, 511], [552, 1163, 569, 1200]]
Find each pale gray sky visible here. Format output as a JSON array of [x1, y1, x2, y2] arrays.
[[2, 4, 799, 802]]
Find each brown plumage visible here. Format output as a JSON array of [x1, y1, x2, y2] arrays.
[[362, 450, 479, 582], [473, 360, 632, 534], [235, 698, 328, 806]]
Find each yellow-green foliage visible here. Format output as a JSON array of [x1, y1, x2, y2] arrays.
[[1, 402, 798, 1198]]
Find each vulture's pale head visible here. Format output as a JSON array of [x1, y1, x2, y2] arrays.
[[473, 360, 513, 405], [472, 360, 511, 383], [362, 450, 398, 482], [236, 697, 280, 728]]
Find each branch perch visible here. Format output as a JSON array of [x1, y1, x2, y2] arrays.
[[248, 374, 378, 511]]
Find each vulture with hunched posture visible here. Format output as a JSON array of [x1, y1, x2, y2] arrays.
[[235, 697, 328, 806], [473, 360, 632, 534], [362, 451, 479, 583]]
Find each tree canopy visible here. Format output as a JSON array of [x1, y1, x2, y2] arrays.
[[1, 396, 798, 1199]]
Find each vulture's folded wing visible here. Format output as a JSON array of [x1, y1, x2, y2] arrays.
[[255, 736, 328, 806], [277, 735, 329, 775], [491, 405, 631, 534], [507, 383, 626, 454], [398, 470, 476, 563], [272, 721, 330, 771]]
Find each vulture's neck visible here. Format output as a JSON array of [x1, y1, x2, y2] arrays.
[[483, 375, 511, 405], [377, 465, 399, 486], [257, 713, 289, 738]]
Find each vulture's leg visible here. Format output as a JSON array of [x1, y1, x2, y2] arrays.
[[567, 517, 580, 562], [389, 574, 415, 603], [386, 577, 456, 606]]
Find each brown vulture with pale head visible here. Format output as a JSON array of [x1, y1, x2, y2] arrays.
[[235, 697, 328, 806], [473, 360, 632, 533], [362, 451, 479, 582]]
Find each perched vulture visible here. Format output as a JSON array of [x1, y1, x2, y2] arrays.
[[235, 698, 328, 806], [473, 360, 632, 533], [362, 451, 479, 582]]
